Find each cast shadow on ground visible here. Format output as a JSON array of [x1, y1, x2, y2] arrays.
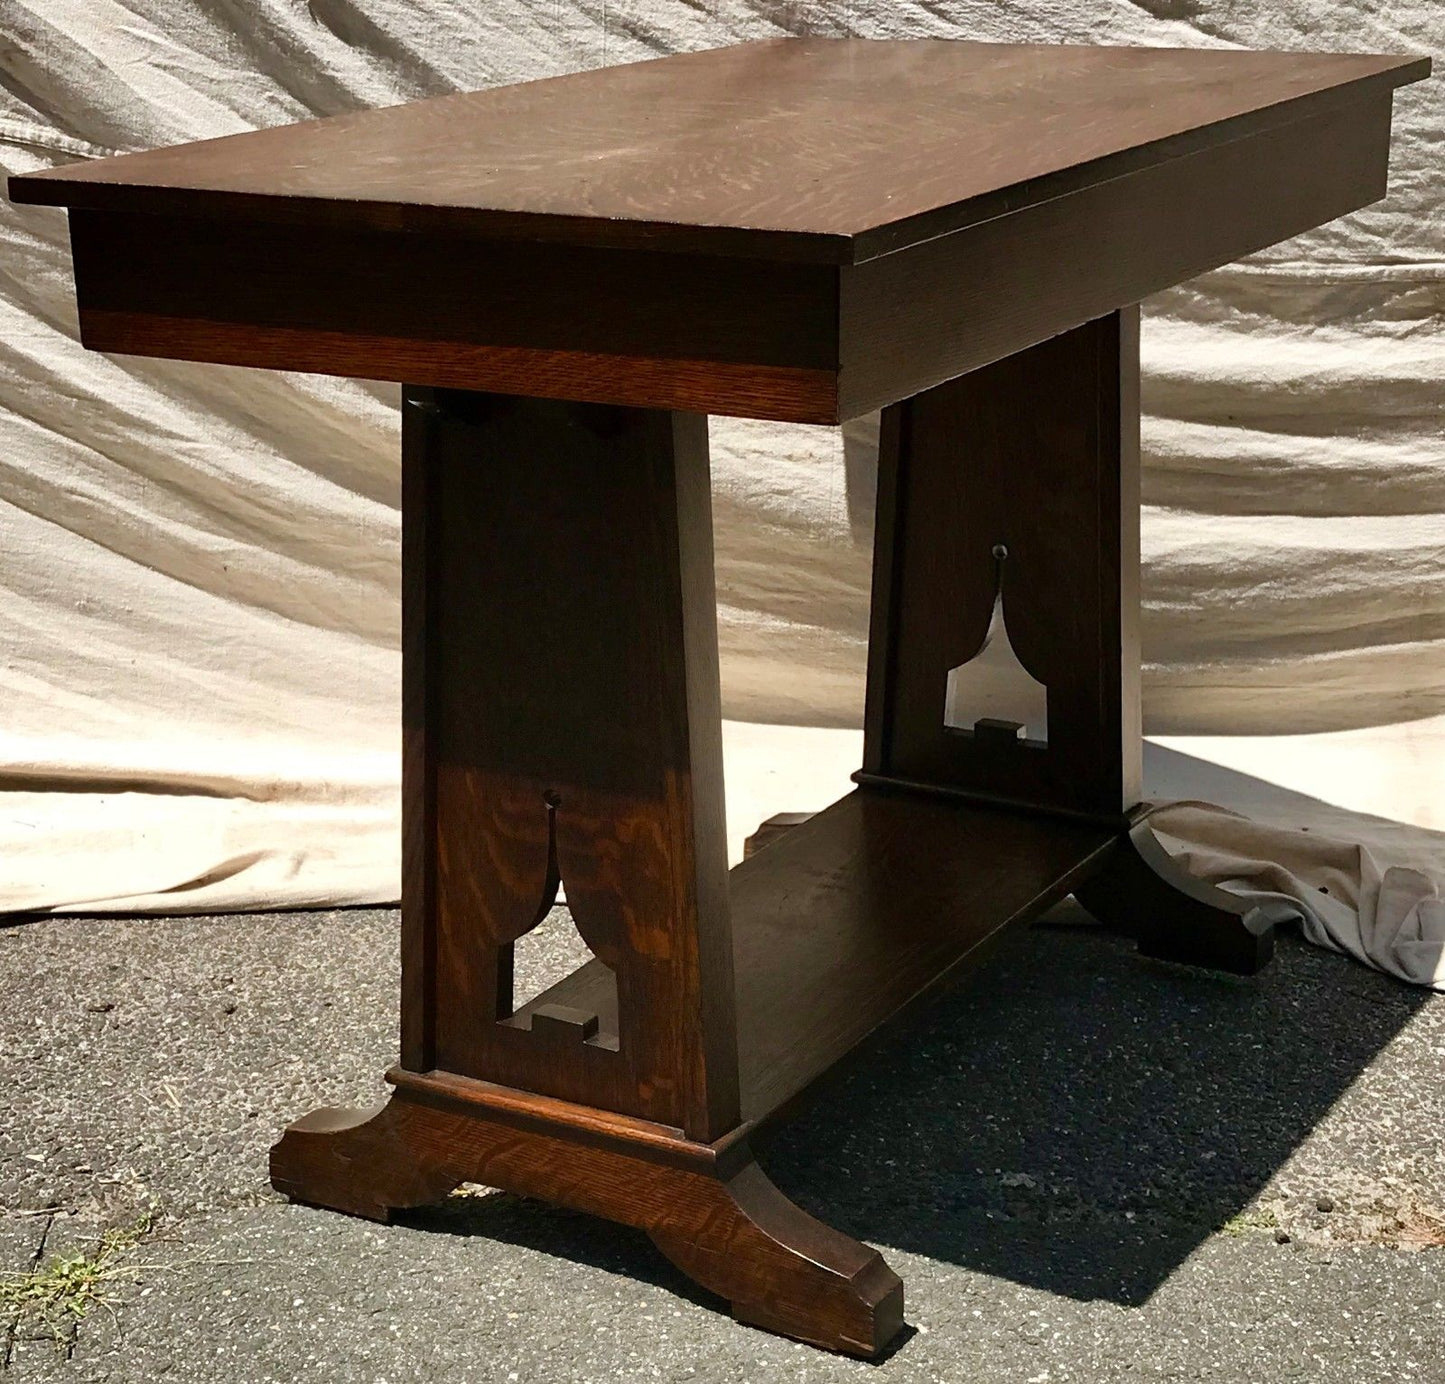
[[405, 920, 1425, 1316], [402, 748, 1431, 1321]]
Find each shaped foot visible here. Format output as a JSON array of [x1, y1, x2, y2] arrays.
[[270, 1083, 903, 1356], [1075, 819, 1291, 975], [652, 1161, 903, 1356], [269, 1099, 462, 1222]]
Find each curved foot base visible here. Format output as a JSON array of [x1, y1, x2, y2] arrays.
[[269, 1099, 462, 1223], [1076, 819, 1288, 975], [652, 1162, 903, 1356], [270, 1084, 904, 1357]]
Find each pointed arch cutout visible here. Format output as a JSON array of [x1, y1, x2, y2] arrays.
[[496, 791, 621, 1052], [942, 548, 1049, 745]]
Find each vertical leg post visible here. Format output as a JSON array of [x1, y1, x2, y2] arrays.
[[271, 388, 903, 1357], [860, 310, 1276, 970], [398, 389, 738, 1140]]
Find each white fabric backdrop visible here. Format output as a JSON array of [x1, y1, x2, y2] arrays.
[[1, 3, 1441, 978]]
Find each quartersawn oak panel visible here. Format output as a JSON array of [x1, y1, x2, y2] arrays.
[[11, 40, 1427, 264], [61, 95, 1400, 424], [511, 788, 1116, 1125], [405, 390, 740, 1142], [837, 96, 1392, 418], [861, 310, 1142, 819]]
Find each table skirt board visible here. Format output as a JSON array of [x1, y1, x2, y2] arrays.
[[59, 92, 1392, 425]]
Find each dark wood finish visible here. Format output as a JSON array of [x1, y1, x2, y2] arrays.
[[67, 212, 839, 424], [10, 40, 1425, 264], [15, 37, 1428, 1359], [275, 780, 1111, 1355], [859, 310, 1284, 974], [76, 307, 837, 425], [11, 42, 1424, 423], [862, 310, 1142, 820], [69, 216, 835, 371], [399, 383, 436, 1073], [836, 96, 1391, 417], [270, 1080, 903, 1358], [496, 789, 1117, 1124], [739, 804, 1286, 976], [1075, 818, 1292, 975], [400, 388, 739, 1142]]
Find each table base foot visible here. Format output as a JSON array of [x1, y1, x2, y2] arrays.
[[652, 1162, 903, 1357], [269, 1098, 462, 1223], [1076, 819, 1285, 975], [269, 1082, 903, 1357]]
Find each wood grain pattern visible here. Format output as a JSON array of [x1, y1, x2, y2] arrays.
[[859, 310, 1282, 975], [862, 310, 1141, 820], [279, 327, 1284, 1357], [837, 96, 1392, 417], [53, 90, 1408, 423], [384, 1067, 752, 1174], [79, 311, 840, 424], [503, 788, 1118, 1124], [23, 37, 1426, 1358], [269, 1087, 903, 1357], [68, 210, 840, 423], [11, 39, 1427, 264], [403, 389, 739, 1142]]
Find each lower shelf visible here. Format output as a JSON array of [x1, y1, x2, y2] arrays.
[[514, 787, 1116, 1127]]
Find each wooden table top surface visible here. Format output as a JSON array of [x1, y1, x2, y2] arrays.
[[10, 39, 1426, 264]]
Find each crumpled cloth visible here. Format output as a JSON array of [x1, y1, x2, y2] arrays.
[[1151, 802, 1445, 989]]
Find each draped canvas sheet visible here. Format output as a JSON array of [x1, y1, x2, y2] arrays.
[[0, 3, 1441, 981]]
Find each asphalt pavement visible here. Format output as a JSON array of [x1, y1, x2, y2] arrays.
[[2, 903, 1441, 1382]]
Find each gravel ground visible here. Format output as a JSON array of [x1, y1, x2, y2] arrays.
[[2, 905, 1442, 1382]]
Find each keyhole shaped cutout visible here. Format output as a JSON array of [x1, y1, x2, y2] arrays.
[[497, 789, 621, 1053], [943, 545, 1049, 746]]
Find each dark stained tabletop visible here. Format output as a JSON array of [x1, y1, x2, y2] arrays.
[[10, 39, 1427, 263]]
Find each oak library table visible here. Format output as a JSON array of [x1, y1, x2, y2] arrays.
[[12, 37, 1429, 1358]]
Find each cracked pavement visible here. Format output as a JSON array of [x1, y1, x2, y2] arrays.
[[2, 905, 1442, 1381]]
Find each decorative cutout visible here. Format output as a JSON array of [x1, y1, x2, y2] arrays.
[[496, 790, 620, 1052], [943, 545, 1049, 745]]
